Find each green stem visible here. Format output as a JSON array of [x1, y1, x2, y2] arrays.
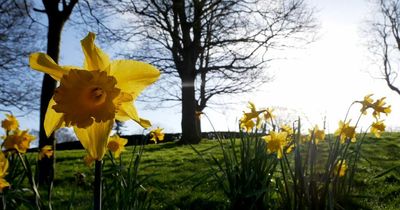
[[17, 153, 41, 209], [94, 160, 102, 210]]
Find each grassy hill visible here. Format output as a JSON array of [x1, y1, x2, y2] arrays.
[[43, 133, 400, 209]]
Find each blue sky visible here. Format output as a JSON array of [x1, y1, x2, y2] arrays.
[[6, 0, 400, 135]]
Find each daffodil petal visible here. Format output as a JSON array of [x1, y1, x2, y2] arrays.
[[110, 60, 160, 99], [139, 118, 151, 128], [29, 53, 68, 80], [73, 120, 113, 160], [44, 98, 64, 137], [117, 102, 151, 128], [81, 32, 110, 72]]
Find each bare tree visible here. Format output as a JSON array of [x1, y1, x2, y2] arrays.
[[0, 0, 43, 113], [32, 0, 78, 185], [368, 0, 400, 95], [84, 0, 317, 144]]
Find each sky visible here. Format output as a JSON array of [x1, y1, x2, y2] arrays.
[[6, 0, 400, 136]]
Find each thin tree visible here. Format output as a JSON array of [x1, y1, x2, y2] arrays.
[[85, 0, 316, 144], [368, 0, 400, 95], [32, 0, 78, 185], [0, 0, 42, 113]]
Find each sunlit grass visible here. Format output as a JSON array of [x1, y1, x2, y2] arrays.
[[46, 133, 400, 209]]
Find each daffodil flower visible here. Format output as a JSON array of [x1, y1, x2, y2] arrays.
[[334, 160, 347, 177], [0, 152, 10, 192], [370, 120, 385, 138], [262, 131, 288, 159], [107, 135, 128, 158], [2, 129, 36, 153], [371, 97, 391, 119], [1, 114, 19, 132], [308, 125, 325, 144], [280, 124, 293, 135], [150, 127, 165, 142], [39, 145, 54, 160], [241, 119, 255, 133], [29, 32, 160, 160], [359, 94, 374, 115], [334, 120, 356, 143]]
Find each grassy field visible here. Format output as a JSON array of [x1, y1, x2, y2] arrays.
[[46, 133, 400, 209]]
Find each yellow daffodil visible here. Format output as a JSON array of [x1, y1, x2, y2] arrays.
[[39, 145, 54, 160], [334, 121, 356, 143], [334, 160, 347, 177], [0, 178, 10, 192], [280, 124, 293, 135], [0, 152, 9, 178], [29, 32, 160, 160], [150, 127, 165, 143], [262, 131, 288, 159], [370, 120, 385, 138], [309, 125, 325, 144], [107, 135, 128, 158], [240, 102, 263, 127], [359, 94, 374, 115], [241, 119, 255, 133], [2, 129, 36, 153], [371, 97, 391, 119], [0, 152, 10, 192], [1, 114, 19, 132]]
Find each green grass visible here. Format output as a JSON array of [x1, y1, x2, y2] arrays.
[[39, 133, 400, 209]]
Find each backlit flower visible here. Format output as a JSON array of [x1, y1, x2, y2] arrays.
[[241, 119, 255, 133], [334, 121, 356, 143], [0, 152, 10, 192], [107, 135, 128, 158], [359, 94, 374, 115], [335, 160, 347, 177], [39, 145, 53, 160], [262, 131, 288, 159], [1, 114, 19, 131], [280, 124, 293, 135], [309, 125, 325, 144], [0, 178, 9, 192], [371, 97, 391, 119], [2, 129, 36, 153], [0, 152, 9, 178], [29, 32, 160, 160], [370, 120, 385, 138], [240, 102, 263, 127], [150, 127, 165, 142]]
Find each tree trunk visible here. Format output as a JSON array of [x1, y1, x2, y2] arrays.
[[38, 17, 64, 185], [180, 77, 201, 144]]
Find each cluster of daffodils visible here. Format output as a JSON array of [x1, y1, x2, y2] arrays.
[[333, 94, 391, 143], [0, 115, 30, 192], [239, 102, 294, 159], [1, 114, 36, 154], [238, 94, 391, 163], [29, 32, 160, 162], [360, 94, 391, 138]]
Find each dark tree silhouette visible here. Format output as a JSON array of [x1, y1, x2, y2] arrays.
[[33, 0, 78, 185], [0, 0, 42, 113], [82, 0, 316, 144], [368, 0, 400, 95]]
